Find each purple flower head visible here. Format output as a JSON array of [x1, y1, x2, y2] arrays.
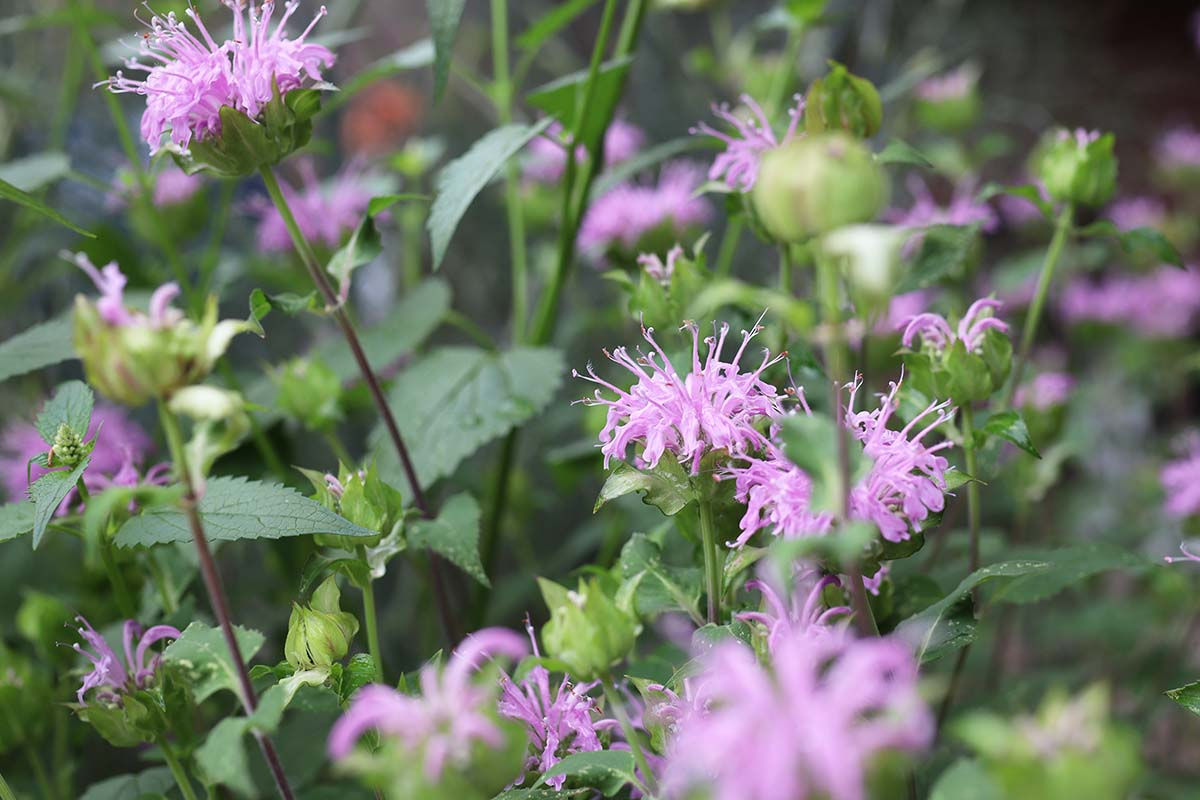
[[690, 93, 805, 191], [1163, 433, 1200, 520], [578, 161, 712, 262], [724, 448, 831, 547], [0, 403, 166, 510], [497, 620, 614, 789], [1058, 266, 1200, 338], [736, 568, 850, 653], [1157, 126, 1200, 170], [886, 175, 998, 232], [1059, 128, 1100, 149], [71, 253, 184, 330], [106, 1, 333, 154], [107, 165, 205, 210], [523, 120, 645, 185], [915, 64, 979, 102], [662, 627, 933, 800], [1013, 371, 1075, 411], [328, 627, 528, 779], [73, 616, 180, 705], [1108, 195, 1167, 232], [901, 296, 1009, 354], [874, 290, 933, 335], [254, 159, 374, 253], [638, 244, 684, 286], [574, 317, 786, 474]]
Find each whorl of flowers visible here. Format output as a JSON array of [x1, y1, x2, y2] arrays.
[[574, 318, 786, 474], [578, 162, 712, 260], [0, 404, 168, 510], [327, 627, 527, 778], [690, 93, 805, 191], [73, 616, 181, 705], [901, 296, 1009, 354], [523, 120, 645, 185], [1058, 266, 1200, 338], [886, 175, 998, 232], [497, 621, 614, 789], [105, 1, 334, 154], [661, 626, 933, 800], [254, 159, 374, 253], [1162, 432, 1200, 520], [73, 253, 184, 330]]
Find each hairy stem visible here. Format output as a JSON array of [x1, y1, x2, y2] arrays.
[[258, 165, 460, 645], [1006, 203, 1073, 406], [602, 677, 658, 796], [698, 496, 723, 624], [159, 737, 199, 800], [158, 402, 296, 800]]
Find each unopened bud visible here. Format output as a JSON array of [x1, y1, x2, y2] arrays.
[[284, 576, 359, 672], [538, 576, 639, 680], [805, 62, 883, 139], [1034, 128, 1117, 208]]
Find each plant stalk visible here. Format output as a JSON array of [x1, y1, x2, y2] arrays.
[[158, 402, 296, 800], [258, 164, 460, 645], [356, 546, 385, 683], [159, 737, 199, 800], [698, 496, 722, 624]]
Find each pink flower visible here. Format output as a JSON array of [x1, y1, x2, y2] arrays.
[[107, 165, 204, 209], [1157, 126, 1200, 170], [578, 161, 712, 261], [661, 626, 932, 800], [0, 403, 167, 510], [497, 621, 614, 789], [1107, 196, 1167, 232], [725, 449, 831, 547], [915, 64, 978, 102], [862, 564, 890, 595], [736, 569, 850, 654], [1013, 371, 1075, 410], [1163, 433, 1200, 519], [71, 253, 183, 329], [523, 120, 645, 184], [575, 318, 786, 474], [1058, 266, 1200, 338], [886, 175, 998, 232], [105, 1, 334, 154], [691, 93, 805, 191], [901, 296, 1009, 354], [873, 290, 933, 335], [254, 159, 374, 253], [73, 616, 180, 705], [638, 244, 684, 285], [327, 627, 527, 779]]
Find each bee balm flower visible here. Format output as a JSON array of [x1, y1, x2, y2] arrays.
[[73, 616, 180, 705], [691, 94, 805, 191]]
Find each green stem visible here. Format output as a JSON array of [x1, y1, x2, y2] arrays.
[[1006, 203, 1073, 406], [84, 478, 137, 617], [698, 496, 722, 624], [714, 217, 743, 279], [602, 677, 657, 795], [356, 546, 385, 683], [444, 309, 498, 351], [24, 746, 55, 800], [778, 243, 793, 294], [0, 769, 15, 800], [198, 179, 237, 301], [159, 737, 199, 800]]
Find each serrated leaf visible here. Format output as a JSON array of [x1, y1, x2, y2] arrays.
[[896, 224, 980, 293], [162, 621, 264, 703], [877, 138, 933, 168], [991, 544, 1145, 604], [428, 119, 553, 269], [533, 749, 636, 796], [0, 502, 34, 543], [374, 346, 564, 490], [35, 380, 93, 444], [0, 174, 94, 236], [327, 214, 382, 300], [975, 410, 1039, 458], [30, 454, 89, 549], [340, 653, 377, 702], [408, 492, 487, 586], [618, 533, 702, 619], [1166, 680, 1200, 716], [595, 459, 694, 516], [114, 476, 375, 548], [426, 0, 466, 103], [526, 57, 632, 152], [0, 313, 74, 383], [78, 767, 176, 800]]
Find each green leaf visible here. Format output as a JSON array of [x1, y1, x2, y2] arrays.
[[0, 174, 93, 236], [779, 415, 873, 514], [975, 410, 1040, 458], [0, 314, 75, 383], [0, 502, 34, 543], [1166, 680, 1200, 716], [930, 759, 1003, 800], [526, 57, 632, 151], [516, 0, 599, 52], [990, 543, 1145, 605], [29, 454, 90, 549], [0, 151, 70, 192], [877, 138, 933, 168], [366, 192, 429, 216], [114, 476, 376, 548], [426, 0, 466, 103], [78, 767, 176, 800], [340, 653, 377, 702], [976, 182, 1052, 220], [1077, 220, 1184, 267], [196, 717, 255, 796], [896, 224, 980, 293], [162, 621, 265, 703], [327, 214, 382, 298], [428, 119, 554, 269], [408, 492, 488, 586], [594, 459, 694, 516], [374, 346, 564, 489], [35, 380, 93, 444], [533, 749, 636, 796], [248, 288, 320, 322], [617, 533, 702, 620]]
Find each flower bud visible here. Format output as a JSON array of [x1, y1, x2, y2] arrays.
[[276, 357, 344, 431], [752, 134, 889, 242], [1034, 128, 1118, 208], [538, 576, 639, 680], [48, 423, 85, 468], [306, 462, 399, 549], [181, 84, 322, 178], [821, 224, 907, 320], [285, 576, 359, 672], [804, 62, 883, 139], [913, 65, 981, 133]]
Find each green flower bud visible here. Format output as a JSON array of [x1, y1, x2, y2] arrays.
[[805, 62, 883, 139], [1034, 128, 1118, 208], [913, 65, 981, 133], [307, 462, 400, 549], [538, 576, 639, 680], [48, 423, 84, 468], [285, 576, 359, 672], [276, 357, 343, 431], [752, 134, 889, 242]]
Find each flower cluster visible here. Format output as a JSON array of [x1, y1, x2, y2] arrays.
[[73, 616, 181, 705], [578, 162, 712, 261], [901, 296, 1009, 354], [254, 159, 375, 253], [105, 0, 334, 153], [575, 319, 786, 474], [1162, 432, 1200, 520], [523, 120, 645, 185], [691, 93, 805, 191], [1058, 266, 1200, 338]]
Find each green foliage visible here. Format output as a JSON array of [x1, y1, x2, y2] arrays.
[[0, 173, 93, 236], [426, 0, 466, 102], [617, 532, 703, 621], [34, 380, 93, 444], [594, 459, 695, 516], [0, 315, 75, 384], [327, 214, 382, 301], [77, 768, 176, 800], [532, 750, 637, 796], [1165, 680, 1200, 716], [29, 454, 90, 549], [896, 224, 981, 293], [0, 502, 34, 543], [162, 622, 265, 703], [408, 492, 488, 586], [975, 410, 1040, 458], [526, 57, 633, 152], [1077, 219, 1185, 267]]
